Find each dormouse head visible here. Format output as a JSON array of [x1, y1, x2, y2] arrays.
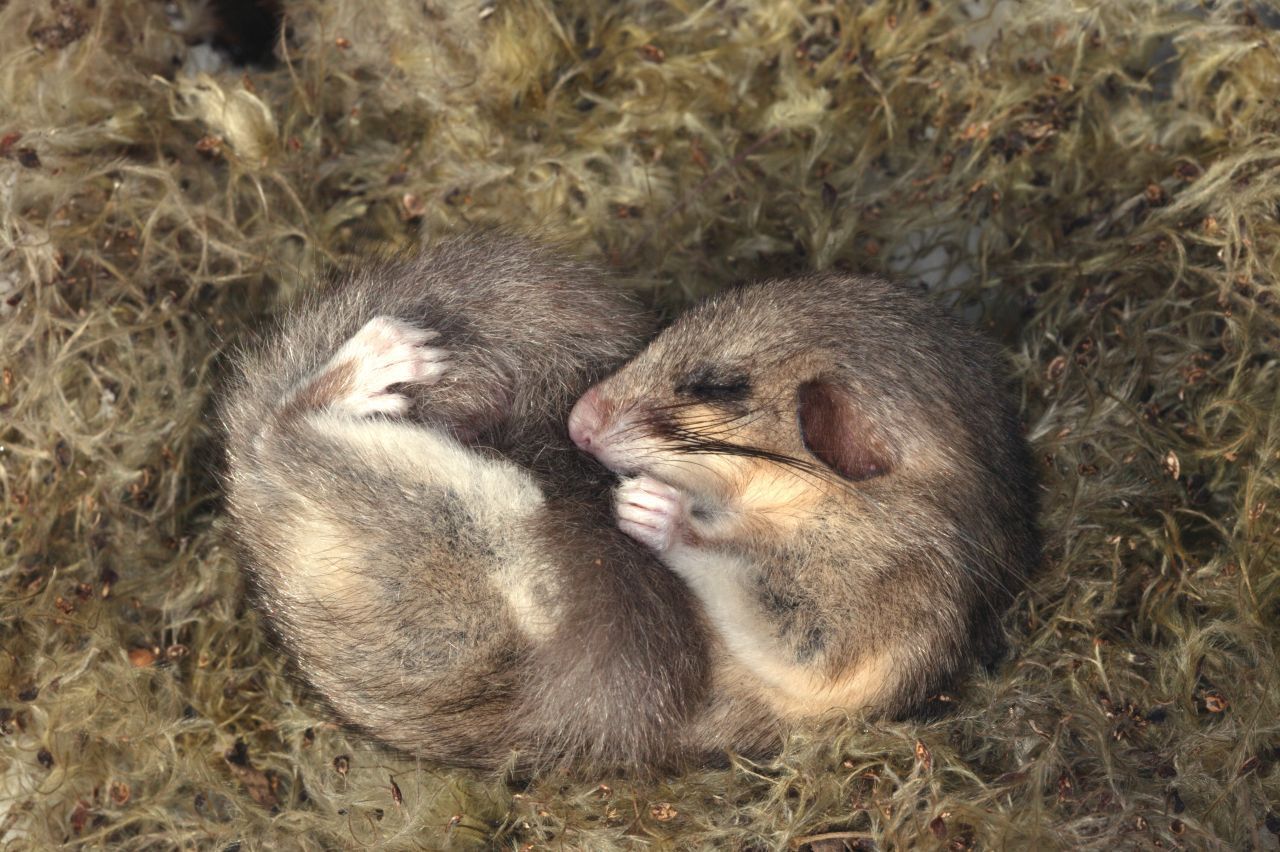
[[568, 274, 1009, 529]]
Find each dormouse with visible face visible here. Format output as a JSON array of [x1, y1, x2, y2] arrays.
[[224, 241, 1039, 771], [569, 273, 1039, 734]]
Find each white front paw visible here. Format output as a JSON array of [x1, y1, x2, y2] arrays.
[[615, 476, 688, 553], [327, 316, 451, 417]]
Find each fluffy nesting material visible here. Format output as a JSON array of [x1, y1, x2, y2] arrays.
[[1, 0, 1276, 848]]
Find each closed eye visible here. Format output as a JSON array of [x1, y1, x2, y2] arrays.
[[676, 368, 752, 403]]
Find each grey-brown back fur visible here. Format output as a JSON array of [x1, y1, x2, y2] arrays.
[[221, 233, 709, 771]]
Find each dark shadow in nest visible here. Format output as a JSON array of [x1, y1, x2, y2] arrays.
[[207, 0, 284, 68]]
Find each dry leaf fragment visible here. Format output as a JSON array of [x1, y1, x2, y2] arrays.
[[228, 762, 279, 808], [401, 193, 426, 220], [1046, 355, 1068, 381], [225, 741, 279, 808], [70, 800, 91, 835], [650, 802, 678, 821], [195, 135, 223, 155], [915, 739, 933, 771], [1021, 121, 1056, 140], [30, 2, 89, 51], [1203, 691, 1228, 713]]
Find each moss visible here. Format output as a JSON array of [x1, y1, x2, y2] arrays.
[[1, 0, 1276, 847]]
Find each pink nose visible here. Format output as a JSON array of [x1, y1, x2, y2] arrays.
[[568, 387, 604, 451]]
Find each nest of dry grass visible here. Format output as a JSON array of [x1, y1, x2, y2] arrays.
[[2, 0, 1277, 848]]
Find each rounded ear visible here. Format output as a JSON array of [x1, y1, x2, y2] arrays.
[[797, 380, 894, 481]]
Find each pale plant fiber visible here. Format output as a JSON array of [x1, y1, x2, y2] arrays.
[[0, 0, 1277, 849]]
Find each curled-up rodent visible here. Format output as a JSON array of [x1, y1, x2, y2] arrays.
[[569, 273, 1040, 749], [221, 234, 710, 771], [223, 236, 1039, 772]]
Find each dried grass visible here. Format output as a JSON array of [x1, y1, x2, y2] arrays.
[[1, 0, 1277, 848]]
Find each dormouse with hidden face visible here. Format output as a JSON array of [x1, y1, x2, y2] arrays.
[[222, 233, 709, 771]]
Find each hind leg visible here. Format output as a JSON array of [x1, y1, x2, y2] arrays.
[[280, 315, 452, 421], [228, 315, 566, 763], [257, 314, 564, 640]]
